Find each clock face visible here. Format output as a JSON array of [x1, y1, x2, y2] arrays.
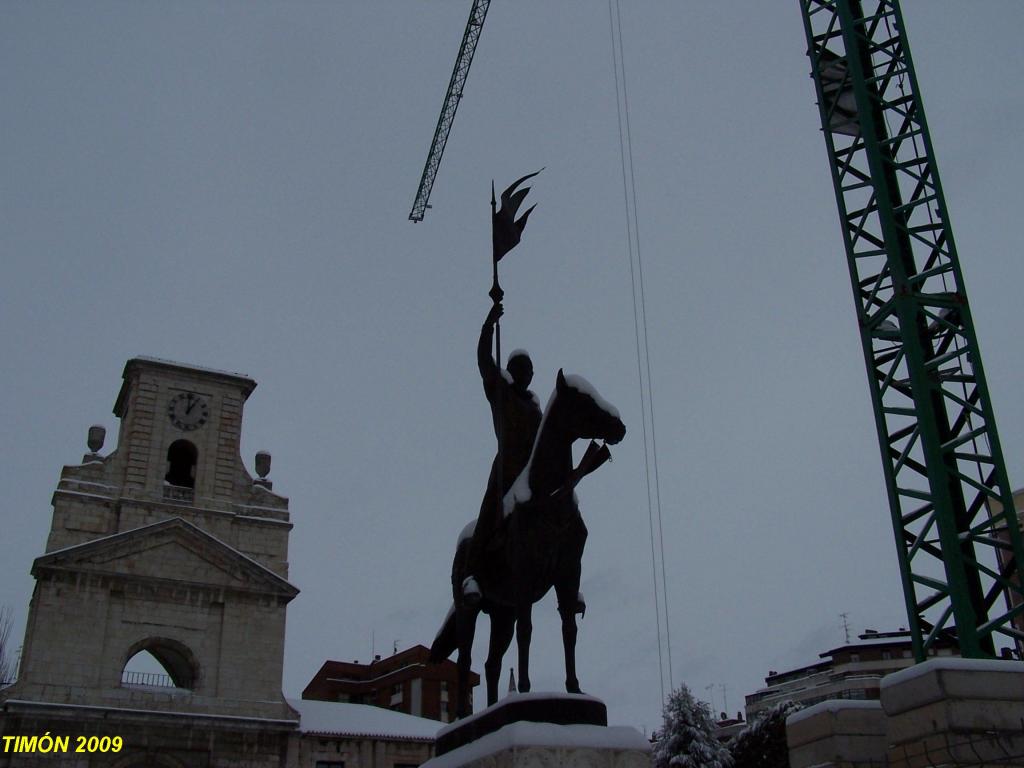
[[167, 392, 210, 431]]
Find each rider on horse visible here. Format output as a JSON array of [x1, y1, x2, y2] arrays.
[[461, 299, 542, 606]]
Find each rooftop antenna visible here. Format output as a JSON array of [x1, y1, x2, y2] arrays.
[[839, 612, 851, 644]]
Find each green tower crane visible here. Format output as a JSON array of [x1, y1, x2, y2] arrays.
[[409, 0, 491, 222], [799, 0, 1024, 660]]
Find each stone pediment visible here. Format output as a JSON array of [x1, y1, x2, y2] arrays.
[[32, 517, 298, 599]]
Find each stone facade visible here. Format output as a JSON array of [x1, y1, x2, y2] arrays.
[[0, 357, 446, 768], [882, 658, 1024, 768], [786, 659, 1024, 768], [0, 357, 299, 767], [786, 700, 887, 768], [45, 357, 292, 576]]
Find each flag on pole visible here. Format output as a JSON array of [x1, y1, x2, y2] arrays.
[[492, 169, 542, 263]]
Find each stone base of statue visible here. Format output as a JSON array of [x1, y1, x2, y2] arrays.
[[425, 693, 651, 768], [786, 658, 1024, 768]]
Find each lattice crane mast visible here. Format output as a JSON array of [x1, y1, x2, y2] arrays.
[[799, 0, 1024, 660], [409, 0, 491, 222]]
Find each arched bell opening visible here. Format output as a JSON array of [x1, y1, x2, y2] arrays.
[[165, 440, 197, 489], [120, 637, 198, 691]]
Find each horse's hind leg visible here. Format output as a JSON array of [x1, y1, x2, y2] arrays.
[[557, 604, 581, 694], [515, 602, 533, 693], [555, 581, 584, 694], [456, 605, 479, 718], [485, 608, 514, 707]]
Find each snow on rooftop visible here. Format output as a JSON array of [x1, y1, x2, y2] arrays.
[[129, 355, 253, 382], [128, 360, 256, 385], [785, 699, 881, 727], [287, 698, 440, 741]]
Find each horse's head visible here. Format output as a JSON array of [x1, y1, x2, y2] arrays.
[[556, 369, 626, 445]]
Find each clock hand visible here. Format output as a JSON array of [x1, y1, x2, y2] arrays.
[[185, 396, 196, 415]]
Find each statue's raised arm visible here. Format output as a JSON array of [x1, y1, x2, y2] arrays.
[[477, 301, 504, 394], [462, 300, 542, 609]]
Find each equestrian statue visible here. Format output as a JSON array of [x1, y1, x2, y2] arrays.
[[428, 173, 627, 719]]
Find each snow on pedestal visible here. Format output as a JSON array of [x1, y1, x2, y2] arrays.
[[881, 657, 1024, 768], [424, 693, 651, 768]]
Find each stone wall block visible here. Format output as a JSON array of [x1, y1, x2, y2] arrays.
[[881, 658, 1024, 768], [786, 700, 887, 768]]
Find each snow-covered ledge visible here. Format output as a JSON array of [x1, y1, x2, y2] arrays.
[[422, 720, 650, 768], [785, 700, 887, 768], [424, 693, 649, 768], [881, 657, 1024, 768]]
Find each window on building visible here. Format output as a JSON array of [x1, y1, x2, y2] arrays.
[[315, 762, 344, 768], [165, 440, 198, 488], [849, 653, 860, 663], [881, 650, 892, 660]]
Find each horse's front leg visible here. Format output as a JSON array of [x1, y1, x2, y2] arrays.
[[485, 608, 515, 707], [456, 605, 479, 718], [515, 602, 533, 693]]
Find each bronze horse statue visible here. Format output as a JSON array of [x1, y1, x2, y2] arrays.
[[430, 369, 626, 718]]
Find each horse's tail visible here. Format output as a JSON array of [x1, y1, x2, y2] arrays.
[[429, 602, 457, 663]]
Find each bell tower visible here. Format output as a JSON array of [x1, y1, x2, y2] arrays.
[[1, 357, 300, 767], [43, 357, 293, 578]]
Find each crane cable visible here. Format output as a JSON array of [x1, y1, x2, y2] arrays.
[[608, 0, 674, 703]]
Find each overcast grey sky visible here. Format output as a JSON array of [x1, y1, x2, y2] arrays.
[[2, 2, 1023, 733]]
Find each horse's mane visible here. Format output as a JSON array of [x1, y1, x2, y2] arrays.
[[501, 373, 617, 516], [502, 385, 558, 516]]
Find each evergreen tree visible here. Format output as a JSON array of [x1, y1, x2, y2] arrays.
[[652, 684, 732, 768], [728, 700, 801, 768]]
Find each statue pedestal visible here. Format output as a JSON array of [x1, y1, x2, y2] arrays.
[[881, 658, 1024, 768], [425, 693, 651, 768]]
